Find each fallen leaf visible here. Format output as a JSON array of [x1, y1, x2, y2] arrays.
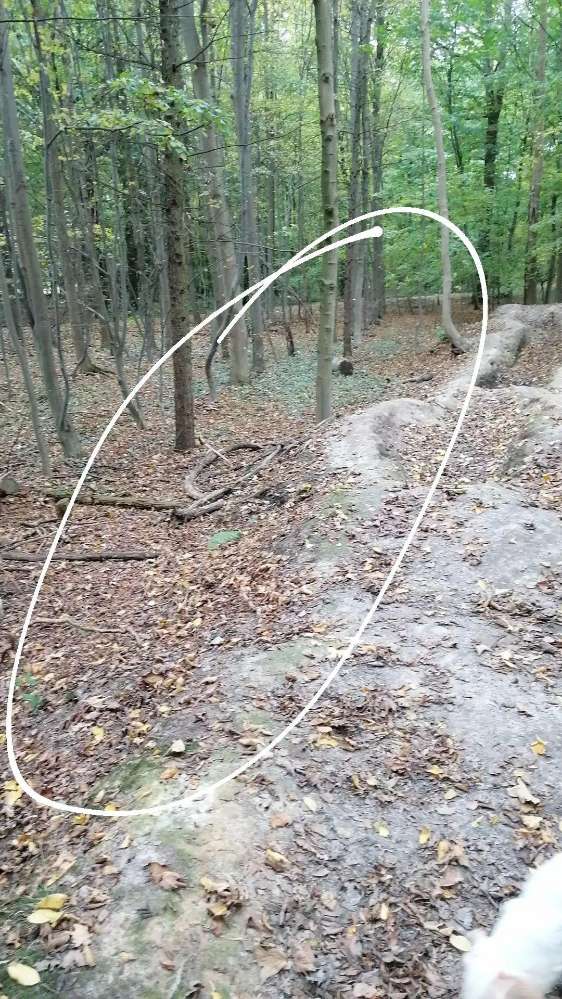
[[373, 820, 389, 838], [71, 924, 91, 948], [4, 779, 23, 807], [293, 940, 316, 973], [148, 862, 186, 891], [379, 902, 389, 921], [256, 946, 288, 981], [419, 826, 431, 845], [303, 797, 318, 812], [7, 962, 40, 987], [510, 777, 540, 805], [160, 766, 179, 781], [522, 815, 542, 830], [270, 813, 292, 829], [531, 738, 546, 756], [37, 894, 67, 911], [450, 933, 472, 952], [315, 734, 340, 749], [91, 726, 105, 743], [168, 740, 186, 755], [265, 849, 290, 872], [27, 909, 61, 925]]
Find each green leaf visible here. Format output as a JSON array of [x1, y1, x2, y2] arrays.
[[208, 530, 241, 551]]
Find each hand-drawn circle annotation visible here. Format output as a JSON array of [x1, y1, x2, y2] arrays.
[[6, 208, 489, 819]]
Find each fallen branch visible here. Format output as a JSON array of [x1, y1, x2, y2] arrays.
[[2, 549, 157, 563], [47, 487, 183, 513], [34, 613, 142, 644]]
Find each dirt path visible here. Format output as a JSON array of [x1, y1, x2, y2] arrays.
[[1, 307, 561, 998]]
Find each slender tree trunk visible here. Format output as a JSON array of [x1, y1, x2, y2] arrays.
[[31, 0, 95, 374], [181, 0, 249, 386], [160, 0, 195, 451], [0, 1, 81, 457], [523, 0, 548, 305], [0, 249, 51, 472], [370, 0, 385, 323], [313, 0, 339, 421], [420, 0, 466, 352], [229, 0, 265, 374], [343, 0, 370, 356]]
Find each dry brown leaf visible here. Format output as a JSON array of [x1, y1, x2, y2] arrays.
[[71, 924, 91, 948], [149, 862, 186, 891], [510, 777, 540, 805], [270, 812, 292, 829], [256, 946, 288, 981], [292, 940, 316, 973]]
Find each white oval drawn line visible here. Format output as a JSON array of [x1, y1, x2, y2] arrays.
[[6, 208, 488, 817]]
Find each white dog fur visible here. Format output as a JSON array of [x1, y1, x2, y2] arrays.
[[462, 852, 562, 999]]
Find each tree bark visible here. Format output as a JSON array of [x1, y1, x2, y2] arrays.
[[523, 0, 547, 305], [229, 0, 265, 374], [313, 0, 339, 421], [181, 0, 249, 386], [160, 0, 195, 451], [343, 0, 370, 355], [0, 0, 81, 457], [420, 0, 466, 352]]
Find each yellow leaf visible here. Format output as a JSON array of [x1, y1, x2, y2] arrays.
[[4, 779, 23, 806], [437, 839, 450, 863], [428, 765, 443, 777], [7, 962, 41, 986], [531, 738, 546, 756], [450, 934, 472, 953], [265, 848, 290, 872], [104, 802, 118, 813], [28, 908, 61, 925], [37, 894, 67, 911], [72, 814, 89, 825], [374, 821, 390, 838], [315, 735, 339, 749], [419, 826, 431, 845], [91, 726, 105, 743]]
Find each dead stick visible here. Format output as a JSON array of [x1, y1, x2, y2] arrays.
[[2, 549, 157, 563]]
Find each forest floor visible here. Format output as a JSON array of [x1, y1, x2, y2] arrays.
[[1, 303, 561, 998]]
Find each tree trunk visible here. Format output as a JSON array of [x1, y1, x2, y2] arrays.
[[523, 0, 548, 305], [30, 0, 95, 374], [0, 248, 51, 473], [181, 0, 249, 386], [370, 0, 385, 324], [160, 0, 195, 451], [343, 0, 370, 356], [420, 0, 465, 352], [0, 0, 81, 458], [313, 0, 339, 421], [229, 0, 265, 375]]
